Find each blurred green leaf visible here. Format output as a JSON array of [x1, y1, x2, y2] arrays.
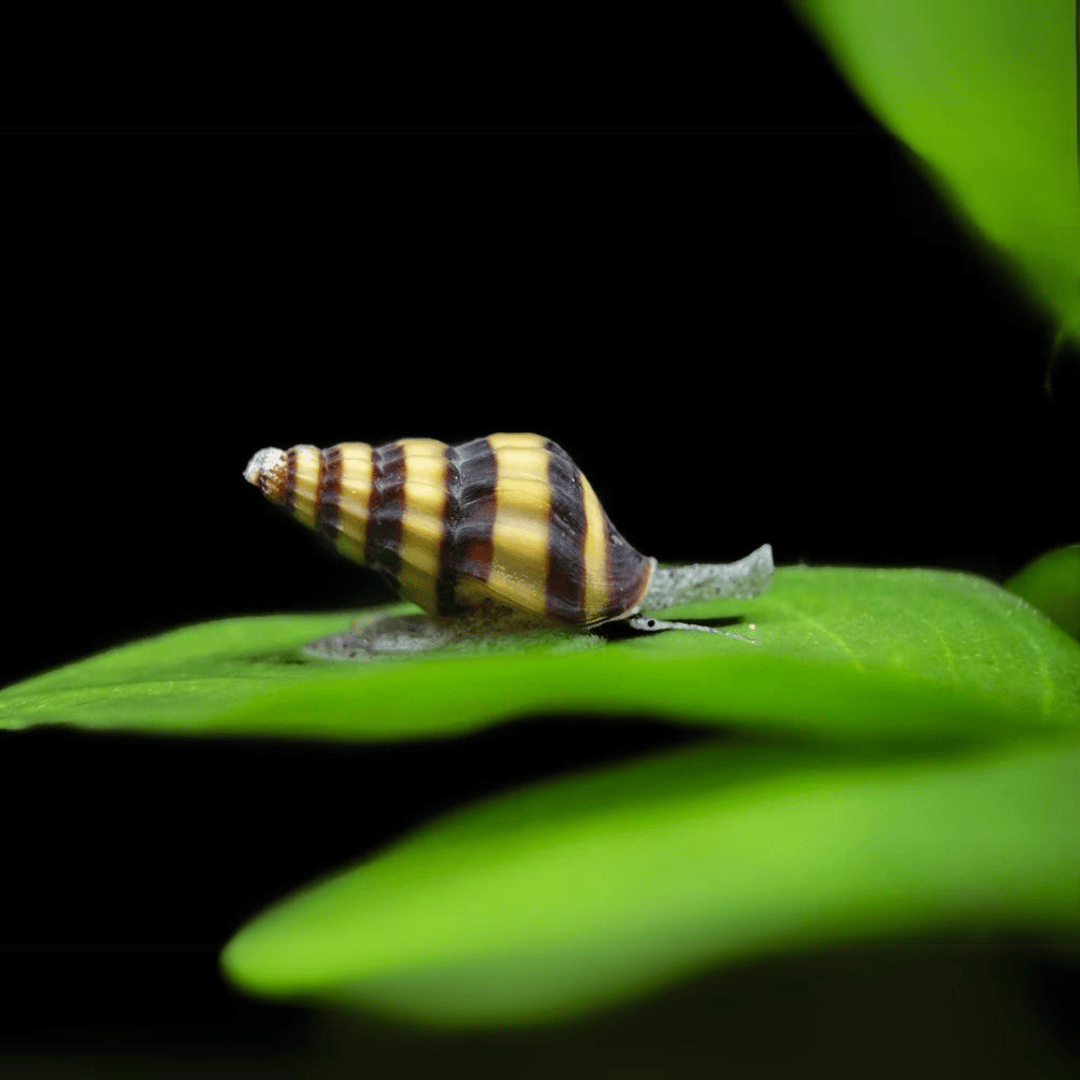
[[221, 736, 1080, 1026], [2, 567, 1078, 744], [792, 0, 1080, 347], [1007, 544, 1080, 640]]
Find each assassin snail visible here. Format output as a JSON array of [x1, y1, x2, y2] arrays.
[[243, 433, 774, 657]]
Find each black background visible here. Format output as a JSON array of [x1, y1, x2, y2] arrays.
[[1, 2, 1077, 1074]]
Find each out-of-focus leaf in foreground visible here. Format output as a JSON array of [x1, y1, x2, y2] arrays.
[[221, 736, 1080, 1026], [792, 0, 1080, 348], [1007, 544, 1080, 640], [1, 568, 1078, 745]]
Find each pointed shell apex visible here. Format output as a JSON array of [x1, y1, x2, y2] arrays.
[[244, 447, 287, 501]]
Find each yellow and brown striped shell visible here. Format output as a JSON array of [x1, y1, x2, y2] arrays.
[[243, 434, 655, 628]]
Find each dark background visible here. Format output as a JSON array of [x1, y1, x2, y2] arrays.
[[1, 2, 1076, 1074]]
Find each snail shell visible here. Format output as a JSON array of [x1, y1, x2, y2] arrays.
[[243, 433, 655, 628]]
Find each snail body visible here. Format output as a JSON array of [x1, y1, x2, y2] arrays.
[[244, 433, 774, 657]]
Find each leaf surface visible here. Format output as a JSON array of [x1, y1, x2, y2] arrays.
[[793, 0, 1080, 345], [1007, 544, 1080, 640], [222, 736, 1080, 1025], [2, 568, 1078, 744]]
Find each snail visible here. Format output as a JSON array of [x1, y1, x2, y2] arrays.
[[243, 433, 774, 658]]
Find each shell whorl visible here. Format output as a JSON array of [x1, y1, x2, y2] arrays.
[[243, 434, 654, 627]]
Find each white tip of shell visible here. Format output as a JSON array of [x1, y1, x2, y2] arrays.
[[244, 447, 286, 487]]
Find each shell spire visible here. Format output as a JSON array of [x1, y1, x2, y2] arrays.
[[243, 447, 287, 502], [242, 434, 655, 628]]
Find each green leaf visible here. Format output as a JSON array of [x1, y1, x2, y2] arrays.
[[1007, 544, 1080, 640], [792, 0, 1080, 347], [221, 736, 1080, 1026], [2, 568, 1078, 744]]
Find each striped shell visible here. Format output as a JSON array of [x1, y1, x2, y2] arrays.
[[243, 433, 655, 628]]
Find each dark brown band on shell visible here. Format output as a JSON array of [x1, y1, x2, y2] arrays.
[[435, 437, 498, 615], [284, 447, 298, 515], [435, 443, 463, 615], [366, 442, 406, 583], [604, 514, 653, 619]]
